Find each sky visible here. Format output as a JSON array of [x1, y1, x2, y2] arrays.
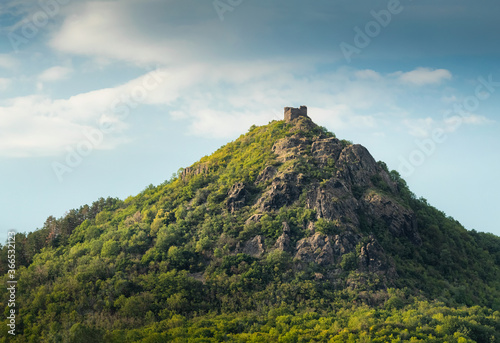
[[0, 0, 499, 241]]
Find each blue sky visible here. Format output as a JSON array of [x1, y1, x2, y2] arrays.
[[0, 0, 499, 240]]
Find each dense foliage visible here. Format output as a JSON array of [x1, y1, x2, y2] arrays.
[[1, 118, 499, 342]]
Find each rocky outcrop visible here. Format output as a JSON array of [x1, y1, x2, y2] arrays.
[[307, 221, 316, 233], [274, 222, 291, 251], [361, 193, 421, 245], [272, 135, 309, 162], [256, 172, 303, 211], [358, 237, 397, 277], [294, 230, 396, 279], [219, 111, 421, 284], [289, 115, 319, 134], [181, 163, 209, 181], [227, 182, 249, 213], [379, 170, 398, 194], [242, 235, 265, 258], [335, 144, 380, 188], [295, 232, 334, 265], [307, 178, 359, 226], [334, 144, 398, 195], [245, 213, 263, 226], [311, 137, 343, 166], [314, 272, 325, 281], [256, 166, 277, 184], [331, 231, 360, 257]]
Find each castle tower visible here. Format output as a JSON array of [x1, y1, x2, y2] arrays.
[[284, 106, 307, 122]]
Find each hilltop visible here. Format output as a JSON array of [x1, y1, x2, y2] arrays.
[[1, 107, 500, 342]]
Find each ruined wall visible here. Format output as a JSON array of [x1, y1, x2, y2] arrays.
[[284, 106, 307, 122]]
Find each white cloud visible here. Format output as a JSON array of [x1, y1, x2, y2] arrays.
[[4, 59, 430, 157], [355, 69, 381, 81], [43, 1, 463, 145], [160, 64, 410, 138], [1, 1, 462, 159], [0, 94, 119, 158], [396, 67, 452, 86], [38, 66, 73, 82], [461, 114, 491, 125], [0, 67, 169, 157], [49, 1, 217, 66], [404, 113, 492, 138], [443, 114, 492, 133], [2, 60, 410, 157]]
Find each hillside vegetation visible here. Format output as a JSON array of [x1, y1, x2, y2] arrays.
[[1, 115, 499, 342]]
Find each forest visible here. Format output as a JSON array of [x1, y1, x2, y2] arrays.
[[1, 117, 499, 342]]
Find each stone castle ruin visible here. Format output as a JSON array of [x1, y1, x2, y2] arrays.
[[284, 106, 307, 122]]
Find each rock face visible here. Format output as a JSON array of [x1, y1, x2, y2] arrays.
[[272, 135, 309, 162], [256, 172, 303, 211], [245, 213, 264, 226], [220, 108, 423, 284], [294, 230, 395, 277], [335, 144, 398, 194], [242, 235, 265, 258], [227, 182, 249, 213], [358, 237, 396, 277], [274, 222, 291, 251], [295, 231, 354, 264], [295, 232, 334, 265], [335, 144, 381, 188], [361, 193, 421, 245], [331, 231, 360, 257], [311, 137, 343, 166], [181, 163, 209, 181], [307, 178, 360, 227], [256, 166, 277, 184]]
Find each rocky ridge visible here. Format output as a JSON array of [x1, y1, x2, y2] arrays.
[[226, 107, 420, 285]]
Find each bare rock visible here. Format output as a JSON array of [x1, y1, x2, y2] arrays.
[[335, 144, 379, 188], [311, 137, 343, 166], [181, 163, 209, 181], [307, 221, 316, 233], [245, 213, 264, 226], [256, 172, 303, 211], [331, 231, 360, 257], [307, 178, 359, 226], [274, 222, 291, 251], [274, 234, 290, 251], [243, 235, 265, 258], [289, 116, 318, 134], [227, 182, 249, 213], [295, 232, 334, 266], [314, 272, 325, 281], [282, 221, 291, 233], [256, 166, 277, 184], [272, 135, 309, 162], [362, 192, 421, 245], [379, 170, 398, 194], [358, 237, 397, 277]]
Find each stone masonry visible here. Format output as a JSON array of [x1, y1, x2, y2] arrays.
[[284, 106, 307, 122]]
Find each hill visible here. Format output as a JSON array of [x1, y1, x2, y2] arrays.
[[1, 107, 500, 342]]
